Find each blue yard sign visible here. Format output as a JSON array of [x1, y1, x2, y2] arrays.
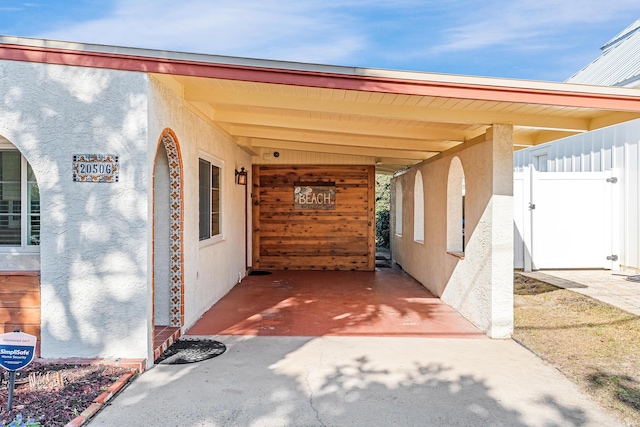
[[1, 331, 37, 411], [0, 331, 37, 371]]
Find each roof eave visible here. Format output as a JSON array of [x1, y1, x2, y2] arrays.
[[2, 35, 640, 113]]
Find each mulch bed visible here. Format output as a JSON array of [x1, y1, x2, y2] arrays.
[[0, 363, 132, 426]]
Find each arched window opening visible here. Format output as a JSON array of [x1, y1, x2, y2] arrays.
[[395, 181, 402, 236], [447, 157, 465, 255], [413, 171, 424, 243], [0, 144, 39, 249]]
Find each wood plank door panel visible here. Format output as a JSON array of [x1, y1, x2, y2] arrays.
[[253, 165, 375, 271]]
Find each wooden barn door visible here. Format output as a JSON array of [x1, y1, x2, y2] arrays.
[[252, 165, 375, 271]]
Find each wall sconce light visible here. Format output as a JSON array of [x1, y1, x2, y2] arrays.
[[235, 166, 248, 186]]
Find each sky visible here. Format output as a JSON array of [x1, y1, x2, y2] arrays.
[[1, 1, 640, 82]]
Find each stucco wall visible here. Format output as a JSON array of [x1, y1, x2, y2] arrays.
[[0, 59, 150, 358], [148, 77, 251, 333], [391, 125, 514, 338]]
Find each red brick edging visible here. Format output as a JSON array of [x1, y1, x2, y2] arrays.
[[64, 369, 138, 427], [29, 358, 145, 427]]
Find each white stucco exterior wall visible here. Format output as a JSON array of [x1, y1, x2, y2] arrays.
[[0, 59, 150, 358], [391, 125, 514, 338], [148, 77, 251, 334]]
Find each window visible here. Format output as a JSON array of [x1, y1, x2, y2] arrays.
[[0, 151, 40, 248], [413, 171, 424, 243], [395, 181, 402, 236], [534, 154, 548, 172], [199, 156, 222, 241]]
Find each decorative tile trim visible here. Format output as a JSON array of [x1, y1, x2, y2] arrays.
[[158, 130, 184, 327]]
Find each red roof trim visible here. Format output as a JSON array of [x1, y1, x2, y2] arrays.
[[2, 43, 640, 112]]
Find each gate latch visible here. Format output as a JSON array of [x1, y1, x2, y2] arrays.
[[607, 255, 619, 261], [528, 202, 536, 210], [606, 177, 618, 183]]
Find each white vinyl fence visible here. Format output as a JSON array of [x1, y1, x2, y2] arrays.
[[514, 167, 619, 271], [513, 120, 640, 271]]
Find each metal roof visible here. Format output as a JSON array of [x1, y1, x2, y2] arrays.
[[567, 19, 640, 88]]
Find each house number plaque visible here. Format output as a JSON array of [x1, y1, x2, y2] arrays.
[[73, 154, 119, 182]]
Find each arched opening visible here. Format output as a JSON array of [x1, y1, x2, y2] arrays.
[[153, 143, 171, 326], [395, 181, 403, 236], [447, 157, 465, 254], [153, 129, 184, 346], [0, 135, 41, 352], [413, 171, 424, 243]]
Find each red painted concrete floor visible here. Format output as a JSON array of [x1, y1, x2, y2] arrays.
[[186, 269, 486, 338]]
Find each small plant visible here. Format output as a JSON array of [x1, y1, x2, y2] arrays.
[[2, 414, 41, 427]]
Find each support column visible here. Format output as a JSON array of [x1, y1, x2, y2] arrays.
[[488, 124, 514, 338], [440, 124, 514, 338]]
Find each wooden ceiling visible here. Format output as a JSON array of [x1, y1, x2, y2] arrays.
[[154, 73, 640, 173]]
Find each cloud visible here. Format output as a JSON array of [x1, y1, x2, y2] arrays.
[[17, 0, 640, 80], [36, 0, 382, 64], [426, 0, 640, 54]]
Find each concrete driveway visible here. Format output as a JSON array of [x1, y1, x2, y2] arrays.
[[90, 335, 621, 426]]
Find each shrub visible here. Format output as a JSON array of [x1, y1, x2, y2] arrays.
[[375, 174, 391, 249]]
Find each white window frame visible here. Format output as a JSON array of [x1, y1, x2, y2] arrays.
[[0, 150, 40, 253], [198, 152, 224, 247]]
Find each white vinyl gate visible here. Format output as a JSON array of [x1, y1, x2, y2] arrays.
[[514, 168, 618, 271]]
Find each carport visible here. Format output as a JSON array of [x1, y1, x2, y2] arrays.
[[152, 60, 640, 340], [2, 37, 640, 363]]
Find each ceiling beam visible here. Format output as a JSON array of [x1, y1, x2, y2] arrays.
[[589, 111, 640, 130], [184, 86, 592, 131], [529, 130, 582, 146], [376, 165, 411, 174], [375, 157, 422, 166], [513, 134, 534, 148], [226, 124, 460, 153], [210, 109, 474, 141], [250, 138, 438, 161]]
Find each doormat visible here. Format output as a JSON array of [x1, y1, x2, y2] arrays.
[[250, 270, 273, 276], [156, 338, 226, 365], [625, 275, 640, 283]]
